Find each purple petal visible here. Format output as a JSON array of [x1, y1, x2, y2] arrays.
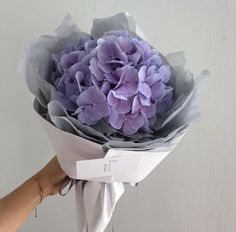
[[56, 92, 77, 111], [122, 113, 145, 135], [146, 73, 162, 86], [65, 83, 78, 98], [139, 93, 151, 106], [159, 65, 171, 83], [129, 119, 145, 131], [97, 40, 127, 64], [89, 58, 104, 81], [114, 66, 138, 97], [151, 82, 166, 101], [138, 82, 151, 98], [60, 51, 79, 69], [123, 66, 139, 84], [76, 90, 92, 106], [122, 121, 137, 135], [88, 86, 106, 103], [108, 108, 118, 125], [104, 73, 119, 84], [80, 52, 96, 65], [128, 111, 139, 119], [91, 75, 100, 88], [76, 86, 105, 106], [138, 66, 147, 82], [142, 104, 156, 118], [116, 37, 133, 53], [115, 66, 138, 88], [115, 99, 131, 114], [109, 113, 125, 130], [128, 50, 141, 65], [147, 65, 157, 76], [111, 90, 127, 100], [114, 41, 128, 62], [100, 82, 111, 95], [97, 41, 116, 62], [64, 77, 79, 97], [78, 111, 97, 125], [84, 40, 97, 52], [83, 105, 101, 121], [77, 111, 88, 124], [97, 48, 108, 64], [127, 113, 145, 129], [115, 84, 137, 97], [132, 95, 141, 113], [97, 61, 113, 73], [69, 61, 89, 76], [95, 102, 111, 117], [107, 91, 118, 106]]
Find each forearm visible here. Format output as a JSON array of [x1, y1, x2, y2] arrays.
[[0, 178, 42, 232], [0, 157, 67, 232]]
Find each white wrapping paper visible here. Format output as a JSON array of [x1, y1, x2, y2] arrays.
[[39, 109, 183, 232], [40, 116, 183, 183]]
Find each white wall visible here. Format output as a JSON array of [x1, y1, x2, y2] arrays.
[[0, 0, 235, 231]]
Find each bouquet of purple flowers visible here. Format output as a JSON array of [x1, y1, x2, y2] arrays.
[[18, 12, 208, 232], [51, 29, 173, 136]]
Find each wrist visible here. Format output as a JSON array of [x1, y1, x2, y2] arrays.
[[34, 157, 67, 199], [36, 168, 67, 198], [33, 173, 53, 199]]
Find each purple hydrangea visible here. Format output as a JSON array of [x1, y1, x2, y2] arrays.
[[51, 30, 173, 135]]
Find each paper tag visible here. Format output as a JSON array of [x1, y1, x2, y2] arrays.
[[76, 155, 141, 180]]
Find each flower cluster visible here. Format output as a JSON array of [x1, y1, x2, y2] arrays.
[[51, 31, 173, 135]]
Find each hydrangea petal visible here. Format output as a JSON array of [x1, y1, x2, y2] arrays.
[[138, 82, 151, 98], [107, 91, 118, 106], [132, 95, 141, 113], [138, 66, 147, 82], [128, 51, 141, 65], [100, 82, 111, 95], [109, 113, 125, 130], [65, 78, 79, 97], [146, 73, 162, 86], [151, 82, 166, 101], [111, 90, 127, 100], [142, 104, 156, 118], [108, 108, 118, 125], [84, 105, 101, 121], [122, 121, 137, 135], [127, 113, 145, 130], [78, 111, 97, 125], [95, 102, 111, 117], [61, 51, 80, 69], [159, 65, 171, 83], [139, 93, 151, 106], [76, 86, 106, 106], [115, 99, 131, 114], [89, 58, 105, 81], [88, 86, 106, 103]]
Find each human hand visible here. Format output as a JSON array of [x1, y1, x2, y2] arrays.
[[35, 156, 68, 198]]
